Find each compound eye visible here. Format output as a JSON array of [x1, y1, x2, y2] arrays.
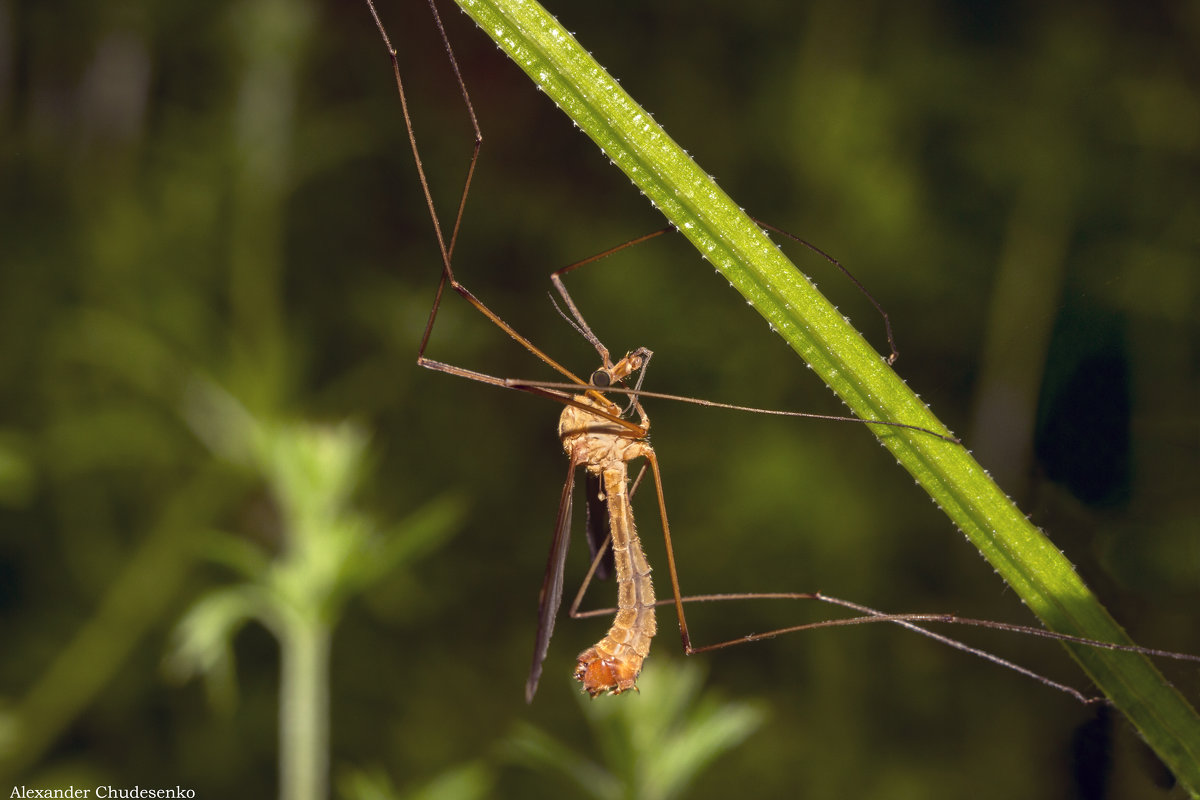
[[590, 369, 612, 387]]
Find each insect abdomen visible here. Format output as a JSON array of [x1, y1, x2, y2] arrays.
[[575, 464, 657, 696]]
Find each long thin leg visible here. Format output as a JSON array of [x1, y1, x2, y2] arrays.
[[638, 449, 695, 658], [365, 0, 598, 393], [504, 378, 960, 443], [419, 357, 646, 436], [548, 219, 900, 367], [548, 227, 675, 365], [620, 451, 1200, 704], [365, 0, 480, 297], [753, 218, 899, 364], [677, 592, 1200, 665], [569, 563, 1200, 704], [370, 0, 928, 434]]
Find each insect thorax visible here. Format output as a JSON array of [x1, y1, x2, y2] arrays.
[[558, 394, 647, 465]]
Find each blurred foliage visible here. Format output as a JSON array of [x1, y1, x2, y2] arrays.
[[166, 393, 463, 800], [505, 660, 765, 800], [0, 0, 1197, 798], [338, 761, 492, 800]]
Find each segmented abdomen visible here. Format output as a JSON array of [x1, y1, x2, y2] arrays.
[[574, 463, 657, 696]]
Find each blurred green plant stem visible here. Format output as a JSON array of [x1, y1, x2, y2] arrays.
[[170, 387, 461, 800]]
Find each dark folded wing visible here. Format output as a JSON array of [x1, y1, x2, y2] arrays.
[[525, 457, 577, 703], [583, 471, 614, 581]]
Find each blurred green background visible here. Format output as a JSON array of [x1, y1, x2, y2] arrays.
[[1, 0, 1198, 797]]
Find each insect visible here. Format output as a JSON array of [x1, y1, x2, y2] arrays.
[[364, 0, 1200, 712]]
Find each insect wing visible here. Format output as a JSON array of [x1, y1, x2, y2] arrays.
[[525, 458, 578, 702], [583, 471, 614, 580]]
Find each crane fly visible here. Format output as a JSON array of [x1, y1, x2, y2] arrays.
[[541, 348, 659, 700], [365, 0, 1200, 705]]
